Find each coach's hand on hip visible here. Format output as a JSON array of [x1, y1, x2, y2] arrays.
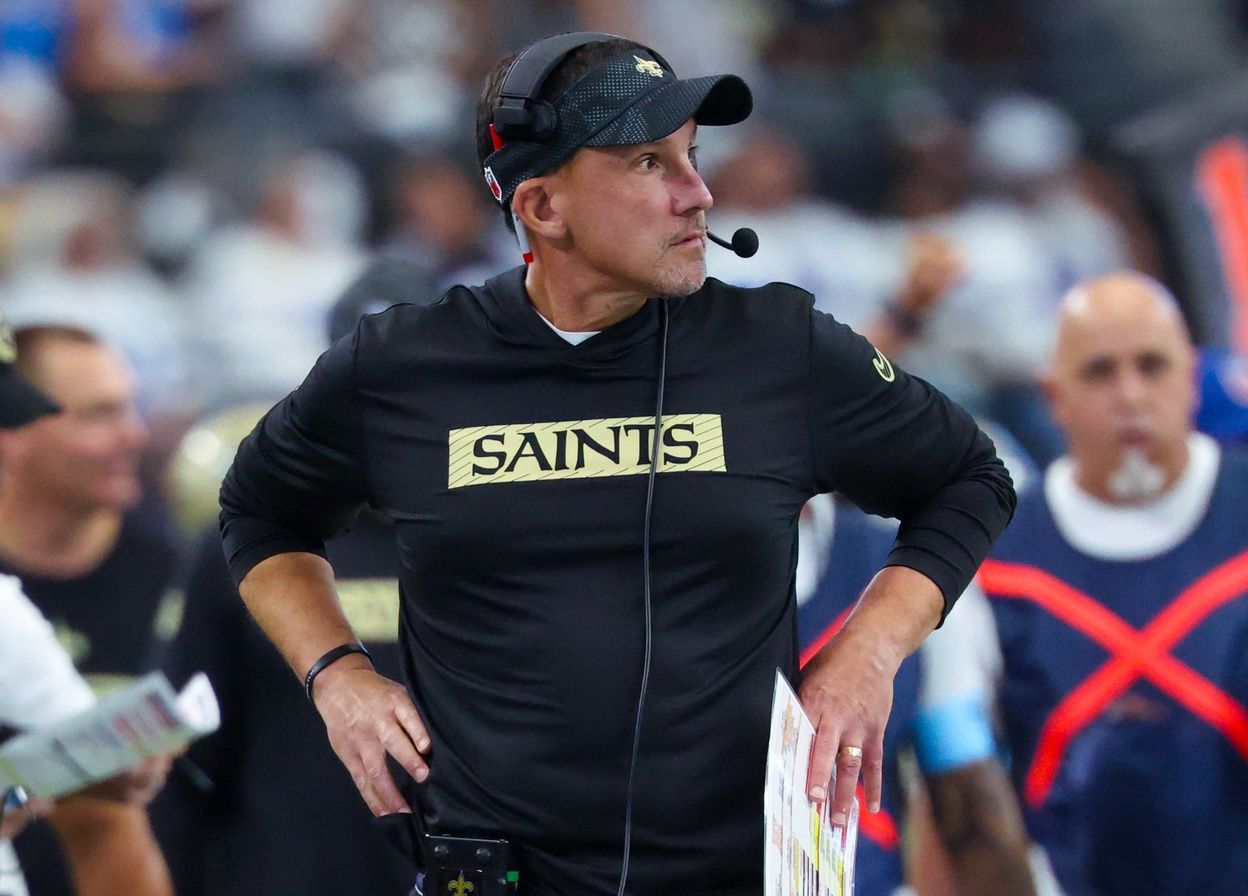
[[799, 565, 943, 827], [311, 661, 431, 816], [236, 552, 432, 817]]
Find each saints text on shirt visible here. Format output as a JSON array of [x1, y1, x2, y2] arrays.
[[447, 414, 726, 488]]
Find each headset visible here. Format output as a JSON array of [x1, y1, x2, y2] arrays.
[[492, 32, 674, 144], [488, 32, 758, 261]]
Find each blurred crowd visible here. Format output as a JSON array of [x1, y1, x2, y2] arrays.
[[0, 0, 1244, 478], [2, 2, 1248, 895]]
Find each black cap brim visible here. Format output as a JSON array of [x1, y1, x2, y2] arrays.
[[483, 49, 754, 207], [583, 74, 752, 148], [0, 371, 60, 428]]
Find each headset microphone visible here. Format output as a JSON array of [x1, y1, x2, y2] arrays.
[[707, 228, 759, 258]]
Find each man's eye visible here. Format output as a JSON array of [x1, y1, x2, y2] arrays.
[[1081, 359, 1114, 381], [638, 154, 659, 170], [688, 146, 699, 170], [1139, 353, 1170, 377]]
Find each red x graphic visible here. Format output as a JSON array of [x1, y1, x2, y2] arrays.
[[979, 550, 1248, 807]]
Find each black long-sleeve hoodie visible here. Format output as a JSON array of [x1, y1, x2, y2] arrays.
[[220, 266, 1015, 896]]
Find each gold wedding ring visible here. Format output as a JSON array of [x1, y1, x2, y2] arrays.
[[837, 745, 864, 760]]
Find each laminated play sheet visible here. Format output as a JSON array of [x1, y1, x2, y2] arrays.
[[764, 670, 858, 896]]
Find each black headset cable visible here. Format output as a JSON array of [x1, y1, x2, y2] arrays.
[[616, 299, 669, 896]]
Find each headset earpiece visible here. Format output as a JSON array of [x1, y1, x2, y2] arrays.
[[492, 31, 629, 145], [492, 98, 560, 143], [527, 102, 560, 140]]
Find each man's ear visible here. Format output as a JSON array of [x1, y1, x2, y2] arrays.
[[1042, 369, 1066, 430], [1183, 344, 1200, 419], [512, 178, 567, 243]]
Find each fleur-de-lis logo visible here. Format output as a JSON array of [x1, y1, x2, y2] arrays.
[[634, 55, 664, 78], [447, 872, 475, 896]]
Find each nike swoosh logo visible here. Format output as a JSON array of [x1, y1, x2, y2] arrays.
[[873, 348, 895, 383]]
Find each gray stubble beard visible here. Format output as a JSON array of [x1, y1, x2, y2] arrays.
[[652, 251, 706, 298]]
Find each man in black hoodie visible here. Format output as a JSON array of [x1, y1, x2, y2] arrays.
[[219, 32, 1016, 896]]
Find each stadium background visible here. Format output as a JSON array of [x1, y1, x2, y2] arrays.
[[1, 1, 1246, 894]]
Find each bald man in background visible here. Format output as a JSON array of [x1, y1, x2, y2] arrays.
[[925, 272, 1248, 896]]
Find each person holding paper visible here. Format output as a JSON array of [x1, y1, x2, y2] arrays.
[[0, 321, 172, 896], [220, 32, 1015, 895]]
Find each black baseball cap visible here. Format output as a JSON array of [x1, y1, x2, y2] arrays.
[[483, 46, 752, 207], [0, 318, 59, 428]]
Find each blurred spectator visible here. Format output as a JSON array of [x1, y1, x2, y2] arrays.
[[755, 4, 886, 209], [0, 2, 71, 184], [338, 0, 479, 145], [181, 0, 359, 173], [706, 127, 962, 359], [881, 95, 1069, 462], [60, 0, 218, 97], [972, 93, 1135, 291], [130, 170, 223, 276], [0, 58, 68, 186], [0, 317, 173, 896], [326, 252, 441, 344], [1019, 0, 1248, 134], [225, 0, 351, 76], [380, 148, 511, 288], [0, 325, 179, 895], [0, 170, 196, 423], [181, 148, 367, 404], [0, 326, 177, 690], [942, 273, 1248, 896], [54, 0, 221, 181]]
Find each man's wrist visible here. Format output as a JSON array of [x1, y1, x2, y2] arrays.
[[304, 643, 374, 703], [845, 566, 944, 661]]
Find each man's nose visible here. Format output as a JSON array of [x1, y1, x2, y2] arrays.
[[1116, 370, 1150, 408], [672, 165, 713, 217], [119, 407, 150, 450]]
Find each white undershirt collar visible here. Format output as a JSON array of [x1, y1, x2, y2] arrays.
[[534, 310, 601, 346], [1045, 432, 1221, 561]]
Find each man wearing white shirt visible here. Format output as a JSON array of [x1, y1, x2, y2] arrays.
[[0, 573, 96, 895], [930, 272, 1248, 896]]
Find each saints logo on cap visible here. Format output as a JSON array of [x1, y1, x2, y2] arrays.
[[633, 55, 664, 78], [0, 315, 15, 365]]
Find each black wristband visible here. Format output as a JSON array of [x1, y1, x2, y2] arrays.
[[304, 643, 372, 703]]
